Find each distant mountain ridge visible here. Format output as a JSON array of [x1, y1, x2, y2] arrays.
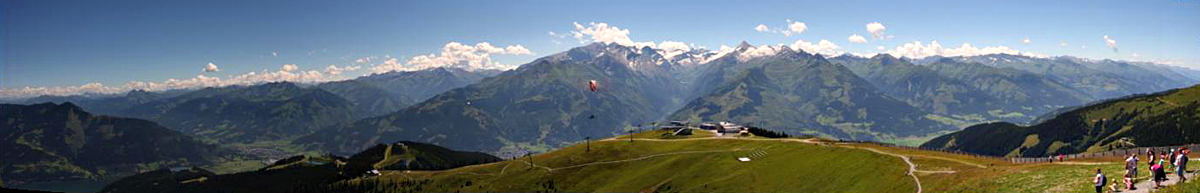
[[116, 82, 357, 143], [1, 103, 227, 185], [98, 141, 499, 193], [317, 67, 501, 118], [670, 44, 949, 140], [829, 55, 1003, 121], [916, 54, 1197, 99], [7, 68, 500, 144]]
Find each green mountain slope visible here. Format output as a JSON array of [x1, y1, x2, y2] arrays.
[[921, 84, 1200, 157], [316, 67, 499, 119], [98, 141, 499, 193], [1, 103, 226, 185], [925, 58, 1094, 120], [830, 54, 1002, 120], [122, 82, 356, 143], [670, 46, 948, 140], [352, 67, 501, 103], [315, 80, 412, 119]]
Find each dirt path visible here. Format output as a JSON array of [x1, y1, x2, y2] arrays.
[[1124, 169, 1195, 193], [1157, 97, 1179, 107], [518, 148, 751, 172], [848, 146, 925, 193], [910, 155, 988, 168]]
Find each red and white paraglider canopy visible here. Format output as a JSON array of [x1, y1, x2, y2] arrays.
[[589, 80, 598, 92]]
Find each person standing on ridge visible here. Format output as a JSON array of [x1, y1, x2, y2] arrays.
[[1093, 168, 1106, 193], [1153, 152, 1168, 188], [1169, 148, 1177, 171], [1177, 148, 1189, 182], [1125, 154, 1139, 190]]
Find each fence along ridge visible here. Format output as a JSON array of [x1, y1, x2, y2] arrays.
[[832, 139, 1200, 164]]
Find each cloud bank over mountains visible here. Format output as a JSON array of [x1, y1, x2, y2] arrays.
[[368, 42, 533, 74], [2, 63, 358, 99]]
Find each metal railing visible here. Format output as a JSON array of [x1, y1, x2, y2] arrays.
[[833, 139, 1199, 164]]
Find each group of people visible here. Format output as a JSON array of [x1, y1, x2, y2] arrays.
[[1098, 147, 1191, 193]]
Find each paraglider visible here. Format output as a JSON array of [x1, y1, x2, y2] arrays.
[[587, 80, 598, 119], [588, 80, 598, 92]]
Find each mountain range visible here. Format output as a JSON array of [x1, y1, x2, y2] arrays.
[[98, 141, 499, 193], [1, 103, 227, 185], [670, 44, 946, 139], [9, 68, 499, 144], [295, 43, 696, 156], [5, 42, 1196, 157], [921, 84, 1200, 157]]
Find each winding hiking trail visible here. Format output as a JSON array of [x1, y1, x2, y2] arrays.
[[844, 145, 927, 193]]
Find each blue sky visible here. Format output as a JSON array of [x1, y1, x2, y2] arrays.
[[2, 0, 1198, 98]]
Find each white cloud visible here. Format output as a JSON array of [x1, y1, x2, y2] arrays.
[[882, 40, 1044, 58], [848, 34, 868, 43], [505, 45, 533, 55], [1103, 35, 1118, 52], [1, 64, 347, 99], [203, 62, 220, 72], [282, 64, 299, 72], [568, 22, 699, 55], [1022, 38, 1031, 44], [658, 41, 691, 51], [876, 46, 886, 51], [850, 52, 879, 58], [782, 20, 807, 36], [657, 41, 692, 59], [272, 51, 278, 57], [702, 45, 736, 64], [325, 64, 361, 76], [573, 22, 643, 46], [369, 41, 534, 73], [1131, 53, 1141, 58], [1060, 42, 1067, 47], [790, 39, 843, 56], [738, 45, 784, 59], [369, 58, 404, 74], [866, 22, 887, 39], [754, 24, 770, 32]]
